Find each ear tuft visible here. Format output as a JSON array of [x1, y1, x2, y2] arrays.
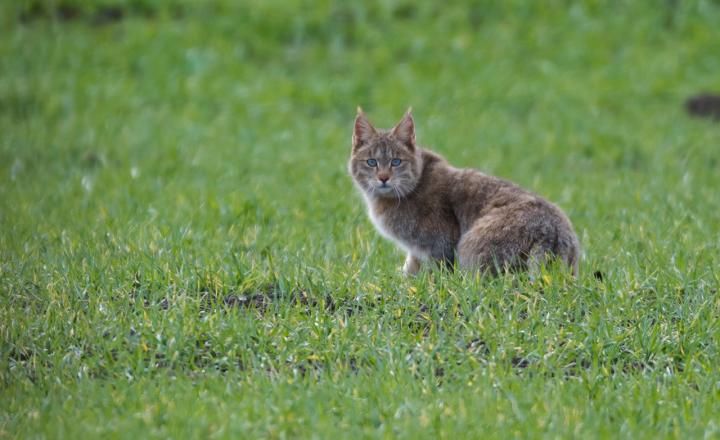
[[391, 108, 415, 149], [352, 108, 376, 150]]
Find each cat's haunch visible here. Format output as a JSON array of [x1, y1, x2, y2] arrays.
[[348, 109, 580, 277]]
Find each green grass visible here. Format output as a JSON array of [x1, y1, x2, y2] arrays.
[[2, 0, 720, 438]]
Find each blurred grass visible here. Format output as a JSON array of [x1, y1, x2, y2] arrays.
[[2, 0, 720, 438]]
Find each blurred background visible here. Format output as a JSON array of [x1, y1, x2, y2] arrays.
[[2, 0, 719, 276]]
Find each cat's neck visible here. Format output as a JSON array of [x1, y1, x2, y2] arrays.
[[418, 148, 445, 166]]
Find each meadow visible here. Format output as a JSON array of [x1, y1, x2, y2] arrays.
[[1, 0, 720, 437]]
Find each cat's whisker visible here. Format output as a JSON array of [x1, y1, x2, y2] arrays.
[[392, 186, 402, 206]]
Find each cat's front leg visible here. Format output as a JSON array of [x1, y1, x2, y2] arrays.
[[403, 254, 422, 276]]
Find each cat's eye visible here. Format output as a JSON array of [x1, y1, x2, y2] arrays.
[[366, 159, 378, 167], [391, 158, 402, 167]]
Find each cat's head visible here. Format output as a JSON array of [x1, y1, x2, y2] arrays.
[[348, 108, 423, 199]]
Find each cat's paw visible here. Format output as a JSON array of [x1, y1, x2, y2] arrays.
[[403, 255, 421, 276]]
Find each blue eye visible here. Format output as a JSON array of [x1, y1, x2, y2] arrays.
[[366, 159, 378, 167], [391, 158, 402, 167]]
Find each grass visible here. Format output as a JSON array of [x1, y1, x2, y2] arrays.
[[2, 0, 720, 437]]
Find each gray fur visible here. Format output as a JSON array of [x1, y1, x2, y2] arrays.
[[348, 109, 580, 276]]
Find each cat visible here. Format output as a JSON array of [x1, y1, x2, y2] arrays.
[[348, 108, 580, 277]]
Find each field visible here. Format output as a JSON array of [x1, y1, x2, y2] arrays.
[[2, 0, 720, 437]]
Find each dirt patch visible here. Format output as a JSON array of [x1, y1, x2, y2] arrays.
[[511, 356, 530, 369], [685, 93, 720, 121], [221, 292, 273, 312], [197, 284, 340, 315]]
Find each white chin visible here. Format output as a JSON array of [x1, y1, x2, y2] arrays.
[[374, 186, 395, 195]]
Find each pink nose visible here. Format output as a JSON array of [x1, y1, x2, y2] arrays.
[[378, 176, 389, 183]]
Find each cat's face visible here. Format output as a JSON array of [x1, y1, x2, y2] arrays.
[[348, 110, 423, 199]]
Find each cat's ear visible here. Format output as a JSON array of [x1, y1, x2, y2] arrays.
[[391, 108, 415, 149], [353, 107, 377, 150]]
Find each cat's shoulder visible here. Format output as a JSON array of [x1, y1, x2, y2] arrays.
[[419, 148, 448, 166]]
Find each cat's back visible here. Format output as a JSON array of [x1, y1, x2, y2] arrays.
[[443, 160, 575, 236], [375, 148, 519, 221]]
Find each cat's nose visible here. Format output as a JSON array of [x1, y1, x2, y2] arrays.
[[378, 176, 389, 184]]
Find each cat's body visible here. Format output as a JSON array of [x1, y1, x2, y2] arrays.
[[349, 109, 580, 276]]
